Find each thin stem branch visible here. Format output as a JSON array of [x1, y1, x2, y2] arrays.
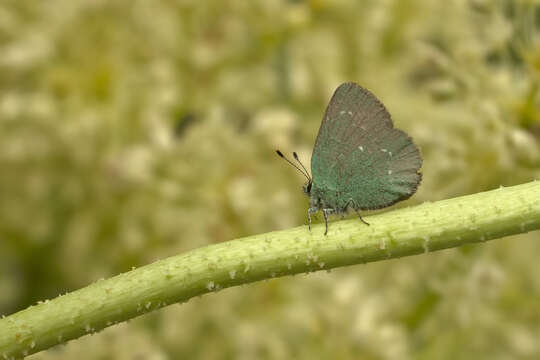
[[1, 181, 540, 358]]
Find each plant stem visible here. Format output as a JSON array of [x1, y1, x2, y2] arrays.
[[1, 181, 540, 358]]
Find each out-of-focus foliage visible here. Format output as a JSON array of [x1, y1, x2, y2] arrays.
[[1, 0, 539, 359]]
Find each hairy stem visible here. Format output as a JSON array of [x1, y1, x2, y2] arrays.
[[1, 181, 540, 358]]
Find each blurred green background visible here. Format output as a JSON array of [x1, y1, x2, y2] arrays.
[[1, 0, 539, 359]]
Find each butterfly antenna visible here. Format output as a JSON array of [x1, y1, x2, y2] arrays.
[[276, 150, 310, 182], [293, 152, 311, 181]]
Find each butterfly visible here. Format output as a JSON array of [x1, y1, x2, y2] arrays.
[[277, 82, 422, 235]]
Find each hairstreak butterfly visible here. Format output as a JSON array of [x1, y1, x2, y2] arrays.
[[277, 82, 422, 235]]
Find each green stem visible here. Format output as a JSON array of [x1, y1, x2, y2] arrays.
[[2, 181, 540, 358]]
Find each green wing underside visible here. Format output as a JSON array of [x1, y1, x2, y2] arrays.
[[311, 82, 422, 211]]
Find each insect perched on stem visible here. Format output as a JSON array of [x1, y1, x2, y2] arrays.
[[277, 82, 422, 235]]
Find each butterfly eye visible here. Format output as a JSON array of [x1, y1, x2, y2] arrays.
[[303, 182, 312, 194]]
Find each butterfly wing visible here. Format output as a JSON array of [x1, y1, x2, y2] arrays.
[[311, 82, 422, 211]]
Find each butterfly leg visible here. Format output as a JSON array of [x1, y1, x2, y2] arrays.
[[322, 209, 331, 235], [307, 207, 317, 232], [348, 199, 369, 226], [353, 208, 370, 226]]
